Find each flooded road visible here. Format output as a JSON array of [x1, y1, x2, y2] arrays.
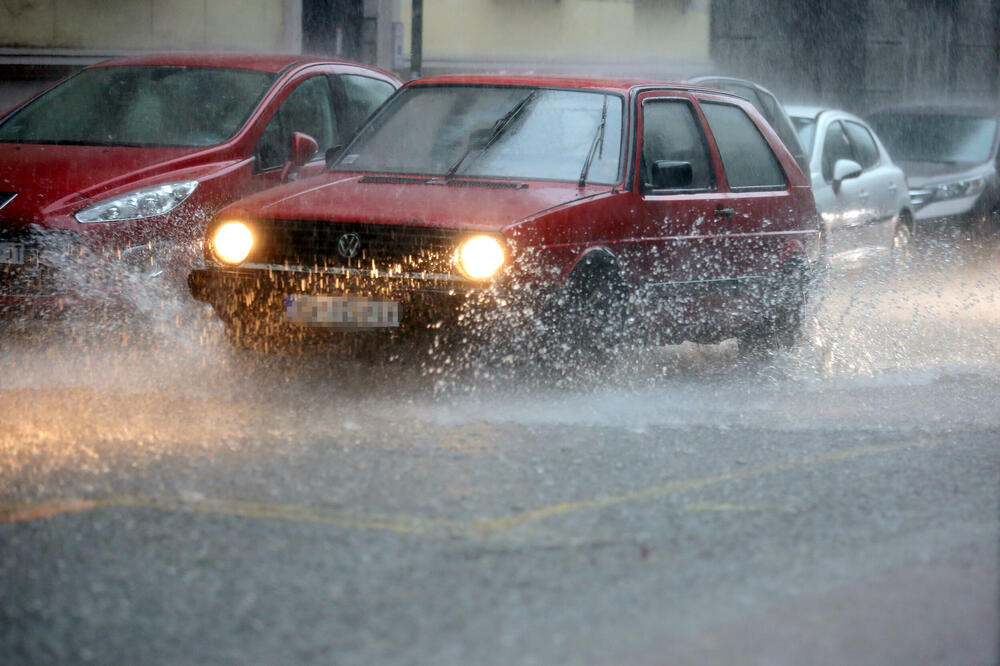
[[2, 242, 998, 665]]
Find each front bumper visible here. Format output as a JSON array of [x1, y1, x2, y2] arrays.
[[189, 264, 492, 337]]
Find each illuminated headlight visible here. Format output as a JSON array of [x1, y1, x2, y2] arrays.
[[75, 180, 198, 223], [455, 235, 506, 280], [212, 221, 254, 265]]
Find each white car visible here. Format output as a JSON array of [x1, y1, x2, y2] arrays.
[[788, 105, 914, 266]]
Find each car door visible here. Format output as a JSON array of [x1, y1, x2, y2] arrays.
[[816, 119, 873, 259], [842, 119, 898, 253], [628, 92, 725, 294], [697, 97, 794, 278]]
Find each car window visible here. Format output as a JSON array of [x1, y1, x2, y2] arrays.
[[821, 120, 853, 182], [339, 75, 396, 140], [792, 116, 817, 159], [640, 99, 714, 192], [0, 66, 275, 147], [701, 101, 786, 190], [725, 84, 769, 121], [256, 76, 339, 171], [866, 112, 998, 163], [336, 86, 624, 185], [843, 121, 880, 170]]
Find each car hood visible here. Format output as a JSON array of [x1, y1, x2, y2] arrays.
[[0, 142, 207, 209], [233, 174, 606, 232], [897, 159, 995, 187]]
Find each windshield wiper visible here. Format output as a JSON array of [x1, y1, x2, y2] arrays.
[[578, 95, 608, 188], [446, 90, 538, 179]]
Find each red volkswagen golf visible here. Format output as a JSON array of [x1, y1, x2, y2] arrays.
[[189, 75, 820, 356], [0, 53, 399, 318]]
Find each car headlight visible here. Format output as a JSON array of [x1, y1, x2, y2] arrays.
[[455, 235, 506, 280], [212, 221, 254, 266], [75, 180, 198, 223], [910, 175, 987, 208]]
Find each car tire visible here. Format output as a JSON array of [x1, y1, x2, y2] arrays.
[[891, 214, 914, 266], [737, 262, 808, 356], [558, 261, 628, 363]]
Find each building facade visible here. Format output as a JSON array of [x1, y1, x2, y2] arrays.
[[711, 0, 1000, 111], [1, 1, 997, 113], [398, 0, 712, 78]]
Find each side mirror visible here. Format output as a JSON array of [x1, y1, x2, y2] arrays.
[[832, 158, 862, 193], [649, 160, 693, 191], [280, 131, 319, 182]]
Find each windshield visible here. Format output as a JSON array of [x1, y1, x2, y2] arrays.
[[0, 65, 275, 147], [335, 85, 624, 184], [866, 112, 998, 164], [791, 116, 817, 158]]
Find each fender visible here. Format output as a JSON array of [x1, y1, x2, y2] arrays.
[[566, 246, 625, 287]]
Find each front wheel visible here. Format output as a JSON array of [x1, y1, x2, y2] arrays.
[[891, 214, 914, 266], [557, 267, 628, 363]]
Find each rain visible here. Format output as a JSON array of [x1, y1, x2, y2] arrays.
[[1, 2, 999, 665]]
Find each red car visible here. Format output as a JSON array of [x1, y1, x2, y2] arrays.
[[189, 75, 820, 355], [0, 53, 400, 316]]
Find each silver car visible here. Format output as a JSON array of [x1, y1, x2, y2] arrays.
[[789, 105, 913, 266], [866, 104, 999, 243]]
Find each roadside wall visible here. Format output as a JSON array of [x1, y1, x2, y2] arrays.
[[710, 0, 1000, 112], [397, 0, 712, 78]]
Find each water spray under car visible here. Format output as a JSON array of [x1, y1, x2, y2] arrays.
[[188, 74, 821, 359]]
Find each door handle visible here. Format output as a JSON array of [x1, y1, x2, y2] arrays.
[[715, 207, 735, 218], [888, 183, 897, 191]]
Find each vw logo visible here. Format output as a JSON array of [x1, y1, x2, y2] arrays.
[[336, 232, 362, 259]]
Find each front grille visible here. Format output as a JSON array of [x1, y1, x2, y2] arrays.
[[0, 226, 77, 296], [247, 219, 465, 275]]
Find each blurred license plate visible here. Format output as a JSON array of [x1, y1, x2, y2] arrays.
[[0, 243, 24, 265], [284, 294, 399, 328]]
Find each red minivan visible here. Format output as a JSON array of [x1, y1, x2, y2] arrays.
[[189, 75, 820, 356], [0, 53, 400, 317]]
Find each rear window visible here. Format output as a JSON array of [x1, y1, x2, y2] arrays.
[[867, 112, 998, 164]]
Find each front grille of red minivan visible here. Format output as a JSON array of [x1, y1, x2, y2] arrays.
[[246, 219, 464, 275]]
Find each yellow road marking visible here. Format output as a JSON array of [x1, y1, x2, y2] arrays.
[[472, 439, 937, 531], [0, 499, 103, 523], [0, 439, 940, 536]]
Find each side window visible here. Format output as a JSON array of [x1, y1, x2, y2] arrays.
[[821, 121, 854, 182], [843, 121, 880, 170], [701, 101, 787, 190], [256, 76, 339, 171], [339, 75, 396, 140], [640, 99, 714, 193]]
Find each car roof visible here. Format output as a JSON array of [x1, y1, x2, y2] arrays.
[[85, 52, 360, 74], [867, 103, 999, 118], [785, 105, 825, 119], [786, 105, 868, 122], [407, 73, 732, 96]]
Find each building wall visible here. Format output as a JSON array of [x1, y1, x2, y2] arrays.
[[0, 0, 301, 53], [710, 0, 1000, 112], [399, 0, 712, 78]]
